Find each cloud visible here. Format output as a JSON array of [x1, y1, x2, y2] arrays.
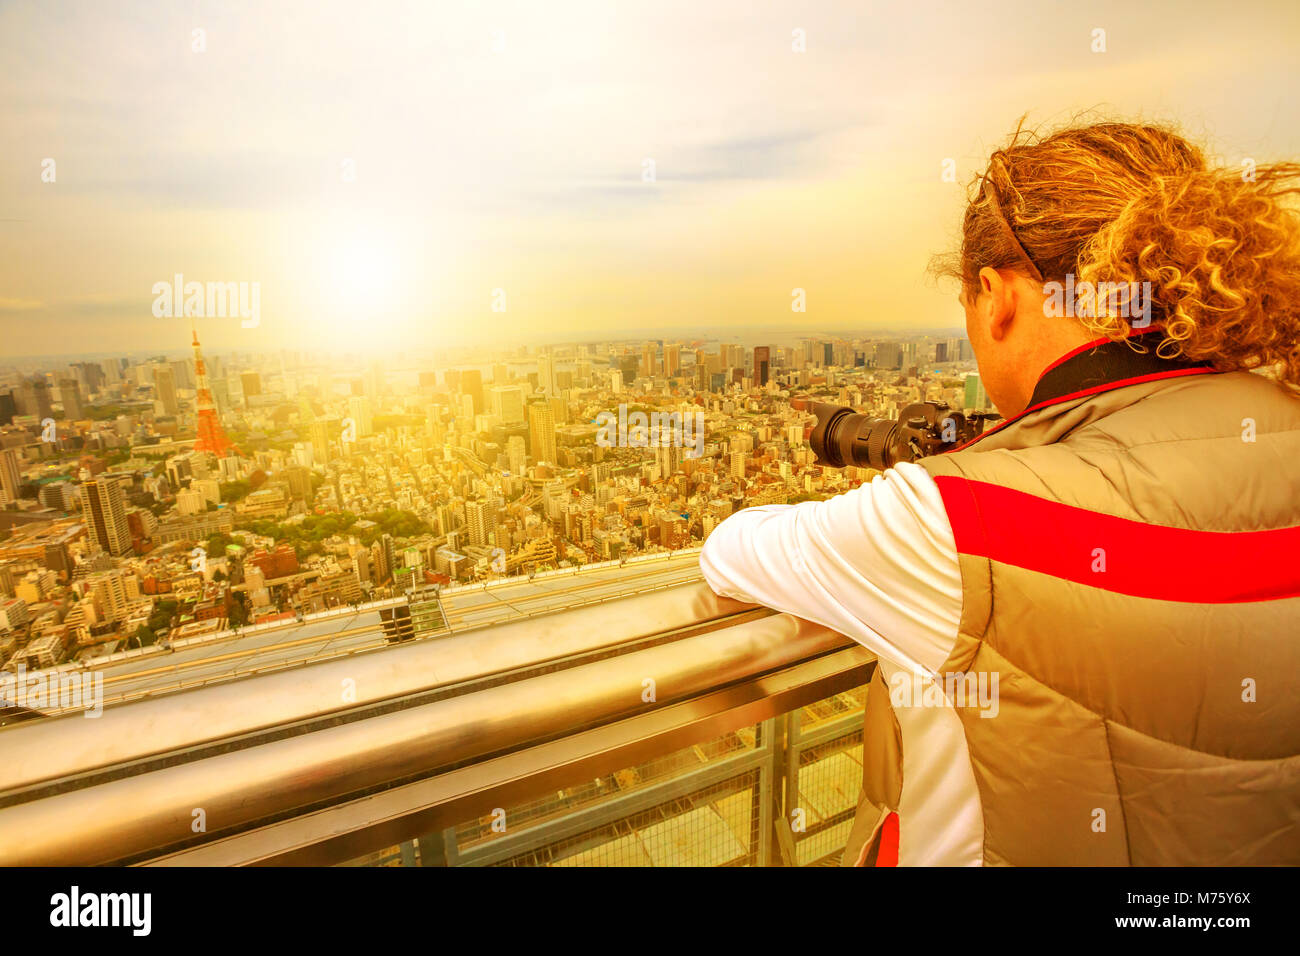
[[0, 297, 45, 313]]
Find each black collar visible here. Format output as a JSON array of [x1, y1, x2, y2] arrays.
[[953, 328, 1218, 452], [1027, 328, 1211, 408]]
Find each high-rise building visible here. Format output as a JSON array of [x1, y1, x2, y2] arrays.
[[153, 364, 179, 416], [536, 353, 557, 398], [176, 487, 206, 515], [80, 477, 131, 556], [964, 373, 990, 412], [170, 358, 194, 390], [506, 435, 526, 475], [461, 369, 484, 415], [38, 481, 78, 512], [753, 346, 771, 387], [664, 344, 681, 377], [528, 400, 557, 466], [721, 344, 741, 372], [17, 378, 53, 419], [642, 341, 659, 378], [86, 570, 137, 624], [655, 442, 681, 479], [874, 342, 903, 370], [730, 449, 746, 480], [310, 419, 335, 464], [282, 465, 312, 501], [464, 500, 496, 548], [59, 379, 84, 419], [490, 386, 525, 423], [0, 448, 22, 506], [365, 361, 384, 399], [347, 396, 374, 437], [240, 371, 263, 401]]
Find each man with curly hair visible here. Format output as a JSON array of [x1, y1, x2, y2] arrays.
[[702, 120, 1300, 867]]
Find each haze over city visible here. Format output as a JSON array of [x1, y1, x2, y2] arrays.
[[2, 0, 1298, 356]]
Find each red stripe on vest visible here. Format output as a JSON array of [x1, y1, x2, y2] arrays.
[[934, 476, 1300, 603], [874, 812, 900, 867]]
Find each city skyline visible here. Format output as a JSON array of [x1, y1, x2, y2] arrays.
[[1, 327, 984, 682]]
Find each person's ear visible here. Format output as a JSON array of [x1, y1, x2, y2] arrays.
[[978, 266, 1016, 342]]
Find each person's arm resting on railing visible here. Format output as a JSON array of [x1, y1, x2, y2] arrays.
[[699, 461, 963, 676]]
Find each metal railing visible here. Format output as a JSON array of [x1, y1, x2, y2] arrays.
[[0, 581, 874, 866]]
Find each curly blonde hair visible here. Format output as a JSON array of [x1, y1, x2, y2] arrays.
[[936, 118, 1300, 388]]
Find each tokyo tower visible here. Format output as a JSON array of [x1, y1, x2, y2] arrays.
[[189, 318, 236, 457]]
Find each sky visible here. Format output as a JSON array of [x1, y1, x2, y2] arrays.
[[1, 0, 1298, 357]]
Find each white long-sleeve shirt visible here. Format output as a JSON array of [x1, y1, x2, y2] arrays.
[[699, 461, 985, 866], [700, 461, 963, 675]]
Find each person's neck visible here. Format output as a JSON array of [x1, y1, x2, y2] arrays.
[[1007, 324, 1100, 415]]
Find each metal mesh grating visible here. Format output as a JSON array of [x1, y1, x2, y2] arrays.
[[340, 685, 871, 866], [793, 733, 863, 865], [451, 723, 763, 859], [494, 770, 762, 867]]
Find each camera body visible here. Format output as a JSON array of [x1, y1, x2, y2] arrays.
[[801, 400, 1000, 470]]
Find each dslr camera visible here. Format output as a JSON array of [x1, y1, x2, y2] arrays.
[[797, 399, 1001, 470]]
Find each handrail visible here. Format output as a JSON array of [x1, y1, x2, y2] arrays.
[[0, 603, 862, 865], [153, 646, 873, 866], [0, 582, 757, 795]]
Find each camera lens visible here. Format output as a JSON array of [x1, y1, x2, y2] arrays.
[[809, 403, 902, 470]]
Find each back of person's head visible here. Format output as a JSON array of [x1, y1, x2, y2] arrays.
[[936, 117, 1300, 389]]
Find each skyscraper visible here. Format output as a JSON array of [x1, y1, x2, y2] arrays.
[[528, 400, 557, 466], [240, 371, 263, 401], [59, 379, 84, 419], [490, 386, 525, 423], [730, 449, 746, 480], [664, 344, 681, 377], [153, 364, 179, 416], [461, 369, 484, 415], [536, 353, 557, 398], [18, 378, 53, 419], [0, 448, 22, 506], [753, 346, 770, 387], [655, 442, 681, 479], [170, 358, 194, 390], [310, 419, 334, 464], [506, 435, 526, 475], [347, 396, 374, 437], [874, 342, 903, 370], [80, 477, 131, 556], [964, 373, 990, 411], [465, 500, 496, 548], [642, 341, 658, 378]]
